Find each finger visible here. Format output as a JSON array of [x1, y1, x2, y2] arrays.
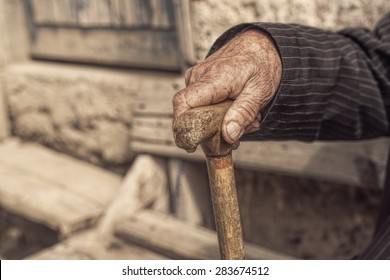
[[184, 68, 193, 86], [222, 89, 263, 144], [172, 80, 230, 119], [185, 64, 208, 86]]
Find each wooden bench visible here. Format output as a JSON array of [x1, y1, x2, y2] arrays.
[[0, 138, 121, 237], [131, 77, 389, 189]]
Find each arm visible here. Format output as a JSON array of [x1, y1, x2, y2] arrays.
[[173, 13, 390, 145], [210, 13, 390, 141]]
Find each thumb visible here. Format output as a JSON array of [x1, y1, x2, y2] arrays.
[[222, 90, 263, 144]]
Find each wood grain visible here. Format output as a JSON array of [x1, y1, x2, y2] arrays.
[[30, 27, 180, 70], [116, 210, 294, 260], [28, 0, 183, 70], [206, 155, 245, 260], [27, 228, 167, 260], [0, 138, 121, 237]]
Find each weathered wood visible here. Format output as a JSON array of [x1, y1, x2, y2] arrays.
[[30, 27, 181, 70], [28, 0, 184, 69], [174, 0, 196, 66], [31, 0, 55, 24], [134, 135, 390, 190], [131, 111, 389, 189], [31, 0, 175, 28], [116, 210, 294, 260], [0, 0, 29, 62], [76, 0, 93, 26], [52, 0, 78, 25], [168, 159, 214, 227], [131, 85, 389, 188], [0, 162, 100, 235], [0, 138, 121, 205], [98, 155, 169, 237], [135, 77, 183, 116], [206, 155, 245, 260], [0, 72, 10, 141], [132, 117, 173, 143], [0, 138, 121, 236], [173, 100, 245, 259], [121, 0, 140, 27], [150, 0, 174, 29], [109, 0, 123, 26], [27, 228, 167, 260]]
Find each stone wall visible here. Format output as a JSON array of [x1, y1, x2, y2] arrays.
[[190, 0, 390, 60], [5, 63, 136, 168], [4, 62, 183, 169]]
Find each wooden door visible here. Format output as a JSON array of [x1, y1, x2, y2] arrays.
[[26, 0, 188, 71]]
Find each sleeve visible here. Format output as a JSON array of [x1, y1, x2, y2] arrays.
[[207, 13, 390, 141]]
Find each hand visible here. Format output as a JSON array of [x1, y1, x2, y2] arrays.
[[172, 29, 282, 150]]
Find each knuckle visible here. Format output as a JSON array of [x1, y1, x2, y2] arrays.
[[172, 90, 185, 105], [184, 68, 193, 82]]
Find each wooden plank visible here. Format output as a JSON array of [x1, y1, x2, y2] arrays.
[[131, 120, 389, 189], [122, 0, 143, 27], [233, 139, 389, 189], [0, 138, 121, 236], [31, 0, 45, 24], [121, 0, 135, 26], [31, 0, 56, 24], [116, 210, 294, 260], [30, 27, 181, 70], [30, 0, 50, 24], [0, 162, 101, 235], [93, 1, 111, 26], [131, 85, 389, 188], [27, 228, 167, 260], [0, 139, 121, 205], [98, 155, 170, 236], [174, 0, 196, 66], [132, 117, 173, 143], [33, 0, 77, 25], [31, 0, 175, 28], [0, 72, 10, 141], [76, 0, 94, 26], [135, 79, 184, 116], [109, 0, 124, 26], [79, 0, 111, 27], [150, 0, 174, 29], [0, 0, 30, 62], [52, 0, 77, 25]]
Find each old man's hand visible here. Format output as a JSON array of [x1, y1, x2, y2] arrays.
[[172, 29, 282, 149]]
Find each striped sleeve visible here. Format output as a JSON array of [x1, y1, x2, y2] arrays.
[[207, 13, 390, 141]]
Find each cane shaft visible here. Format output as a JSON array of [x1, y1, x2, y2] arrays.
[[205, 154, 245, 260]]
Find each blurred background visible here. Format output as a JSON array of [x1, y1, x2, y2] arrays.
[[0, 0, 390, 260]]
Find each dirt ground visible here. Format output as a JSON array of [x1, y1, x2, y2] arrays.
[[236, 169, 382, 259]]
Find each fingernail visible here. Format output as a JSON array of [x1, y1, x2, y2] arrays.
[[226, 121, 243, 143]]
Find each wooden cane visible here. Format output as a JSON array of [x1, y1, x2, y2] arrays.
[[173, 101, 245, 260]]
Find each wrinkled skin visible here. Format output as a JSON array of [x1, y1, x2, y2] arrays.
[[173, 29, 282, 151]]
